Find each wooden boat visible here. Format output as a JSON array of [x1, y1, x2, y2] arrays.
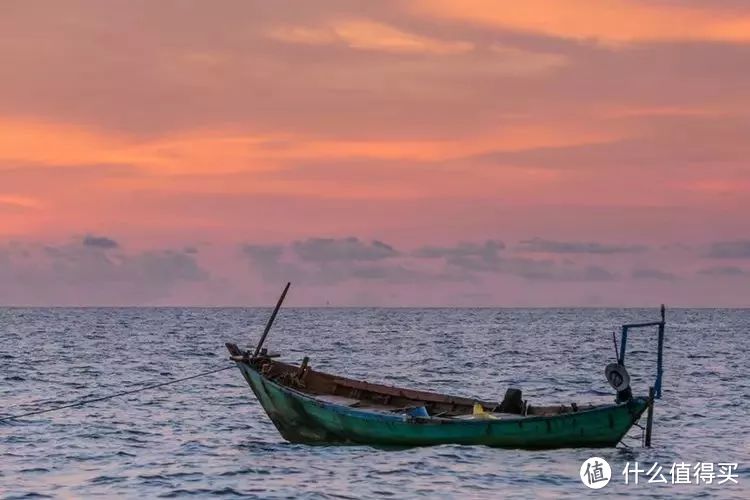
[[227, 284, 666, 449]]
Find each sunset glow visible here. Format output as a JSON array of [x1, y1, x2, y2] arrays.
[[1, 1, 749, 306]]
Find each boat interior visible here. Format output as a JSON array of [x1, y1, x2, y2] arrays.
[[227, 344, 602, 419]]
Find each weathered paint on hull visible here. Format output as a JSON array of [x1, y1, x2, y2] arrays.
[[236, 363, 648, 449]]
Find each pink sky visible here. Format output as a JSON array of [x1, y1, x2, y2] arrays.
[[1, 0, 749, 306]]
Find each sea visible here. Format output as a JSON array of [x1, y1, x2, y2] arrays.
[[1, 308, 748, 498]]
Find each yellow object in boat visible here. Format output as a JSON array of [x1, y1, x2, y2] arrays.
[[472, 402, 497, 419]]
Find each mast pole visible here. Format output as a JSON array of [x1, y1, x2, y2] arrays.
[[253, 282, 291, 358]]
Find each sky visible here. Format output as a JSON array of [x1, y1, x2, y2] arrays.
[[1, 0, 749, 306]]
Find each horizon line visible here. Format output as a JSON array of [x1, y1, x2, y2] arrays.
[[0, 304, 745, 309]]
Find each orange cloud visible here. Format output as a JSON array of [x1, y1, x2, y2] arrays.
[[0, 117, 622, 176], [0, 119, 146, 167], [488, 45, 568, 74], [601, 105, 727, 119], [0, 194, 42, 210], [0, 114, 625, 239], [269, 19, 473, 54], [681, 178, 750, 195], [413, 0, 750, 43]]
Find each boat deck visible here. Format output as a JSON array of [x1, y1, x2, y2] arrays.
[[231, 350, 605, 419]]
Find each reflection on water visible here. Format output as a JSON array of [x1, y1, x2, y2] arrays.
[[1, 308, 748, 498]]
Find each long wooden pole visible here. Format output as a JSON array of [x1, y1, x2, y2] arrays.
[[645, 386, 655, 447], [253, 282, 291, 358]]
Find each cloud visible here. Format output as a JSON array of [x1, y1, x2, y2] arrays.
[[1, 2, 749, 306], [518, 237, 647, 254], [269, 20, 473, 55], [412, 240, 616, 281], [0, 3, 582, 139], [242, 239, 409, 285], [510, 260, 617, 282], [488, 44, 568, 74], [82, 234, 119, 249], [414, 240, 504, 258], [292, 237, 398, 263], [241, 243, 294, 282], [412, 0, 750, 43], [242, 243, 284, 264], [345, 262, 440, 284], [472, 114, 750, 176], [660, 243, 692, 252], [126, 250, 207, 283], [414, 240, 504, 272], [8, 233, 747, 306], [632, 268, 677, 281], [0, 238, 208, 305], [707, 240, 750, 259], [415, 240, 502, 260], [698, 266, 749, 277], [242, 237, 449, 286], [0, 194, 42, 212]]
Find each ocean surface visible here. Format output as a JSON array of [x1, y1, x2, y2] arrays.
[[1, 308, 748, 499]]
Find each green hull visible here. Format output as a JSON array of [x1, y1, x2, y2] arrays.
[[236, 363, 649, 449]]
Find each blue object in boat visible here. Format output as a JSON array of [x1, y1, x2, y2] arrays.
[[405, 406, 429, 418]]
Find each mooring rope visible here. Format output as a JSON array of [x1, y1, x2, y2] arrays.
[[0, 365, 234, 423]]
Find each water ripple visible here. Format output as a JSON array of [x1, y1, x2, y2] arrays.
[[1, 307, 748, 498]]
